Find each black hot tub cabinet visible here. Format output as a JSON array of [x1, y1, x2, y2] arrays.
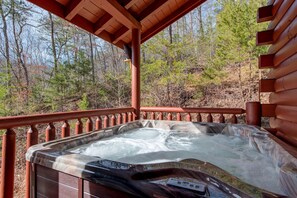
[[26, 120, 297, 198]]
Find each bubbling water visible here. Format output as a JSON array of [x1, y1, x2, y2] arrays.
[[70, 128, 285, 195]]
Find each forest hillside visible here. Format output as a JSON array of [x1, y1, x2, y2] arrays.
[[0, 0, 268, 116]]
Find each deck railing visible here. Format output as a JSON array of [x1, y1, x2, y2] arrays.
[[0, 107, 134, 198], [0, 106, 247, 198], [140, 107, 246, 123]]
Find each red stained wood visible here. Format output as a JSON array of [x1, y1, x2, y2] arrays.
[[76, 119, 83, 135], [196, 113, 201, 122], [268, 0, 294, 30], [186, 113, 191, 121], [0, 107, 133, 129], [274, 35, 297, 66], [275, 70, 297, 92], [95, 116, 102, 130], [140, 107, 245, 114], [268, 52, 297, 79], [219, 114, 225, 123], [256, 29, 274, 46], [261, 104, 276, 117], [270, 89, 297, 106], [62, 120, 70, 137], [104, 116, 109, 128], [117, 113, 123, 124], [246, 102, 261, 126], [46, 123, 56, 141], [257, 5, 274, 23], [230, 115, 238, 124], [207, 114, 213, 123], [275, 105, 297, 123], [0, 129, 16, 198], [270, 117, 297, 139], [276, 131, 297, 148], [86, 117, 93, 132], [258, 54, 275, 68], [176, 112, 181, 121], [259, 79, 275, 92], [167, 113, 172, 120], [131, 29, 141, 120], [65, 0, 87, 20]]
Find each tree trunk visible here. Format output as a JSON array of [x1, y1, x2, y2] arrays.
[[198, 7, 204, 38], [49, 12, 58, 74], [89, 33, 95, 83]]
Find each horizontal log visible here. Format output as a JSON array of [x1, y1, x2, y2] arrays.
[[275, 70, 297, 92], [264, 128, 277, 134], [257, 5, 274, 23], [261, 104, 276, 117], [270, 117, 297, 139], [258, 54, 275, 68], [275, 105, 297, 123], [256, 29, 274, 46], [140, 107, 245, 114], [0, 107, 134, 129], [267, 52, 297, 79], [259, 79, 275, 92], [269, 89, 297, 106], [268, 0, 294, 30], [268, 1, 297, 54], [274, 33, 297, 66], [276, 131, 297, 148]]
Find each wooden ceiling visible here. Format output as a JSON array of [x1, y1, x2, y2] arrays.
[[27, 0, 206, 49]]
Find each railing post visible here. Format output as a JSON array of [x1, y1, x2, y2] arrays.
[[61, 120, 70, 137], [231, 114, 238, 124], [75, 119, 83, 135], [86, 118, 93, 132], [159, 112, 164, 120], [196, 113, 201, 122], [177, 113, 182, 121], [123, 113, 128, 123], [95, 116, 102, 130], [46, 123, 55, 141], [150, 112, 155, 120], [110, 115, 116, 126], [142, 112, 147, 119], [26, 125, 38, 198], [246, 102, 261, 126], [0, 129, 16, 198], [219, 114, 225, 123], [207, 113, 213, 122], [186, 113, 191, 121], [128, 112, 133, 122], [117, 114, 122, 125], [104, 115, 109, 128], [167, 113, 172, 120]]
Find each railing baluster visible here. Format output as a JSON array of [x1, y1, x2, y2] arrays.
[[151, 112, 155, 120], [196, 113, 202, 122], [219, 114, 225, 123], [123, 113, 128, 123], [95, 116, 102, 130], [177, 113, 182, 121], [110, 115, 116, 126], [75, 119, 83, 135], [207, 114, 213, 123], [159, 112, 163, 120], [167, 113, 172, 120], [143, 112, 147, 119], [186, 113, 191, 121], [117, 113, 122, 125], [26, 125, 38, 198], [104, 115, 109, 128], [231, 114, 238, 124], [86, 118, 93, 132], [128, 112, 133, 122], [1, 129, 16, 198], [46, 123, 55, 141], [61, 120, 70, 137]]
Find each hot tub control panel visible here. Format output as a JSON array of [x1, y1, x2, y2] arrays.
[[166, 178, 209, 196]]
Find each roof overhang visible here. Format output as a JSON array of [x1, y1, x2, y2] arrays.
[[27, 0, 206, 49]]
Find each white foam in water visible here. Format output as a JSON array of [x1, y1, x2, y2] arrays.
[[70, 128, 285, 195]]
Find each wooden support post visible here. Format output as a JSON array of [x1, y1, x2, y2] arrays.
[[246, 102, 261, 126], [131, 28, 141, 120], [0, 129, 16, 198], [26, 126, 38, 198]]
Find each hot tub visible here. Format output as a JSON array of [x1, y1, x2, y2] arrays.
[[26, 120, 297, 198]]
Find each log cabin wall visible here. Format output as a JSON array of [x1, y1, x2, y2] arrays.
[[258, 0, 297, 147]]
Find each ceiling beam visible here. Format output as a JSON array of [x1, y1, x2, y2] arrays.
[[27, 0, 65, 18], [113, 0, 168, 45], [93, 0, 138, 35], [65, 0, 88, 21], [112, 26, 129, 44], [92, 0, 141, 30], [141, 0, 206, 43]]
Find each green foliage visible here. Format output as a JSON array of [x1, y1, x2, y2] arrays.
[[78, 93, 89, 110]]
